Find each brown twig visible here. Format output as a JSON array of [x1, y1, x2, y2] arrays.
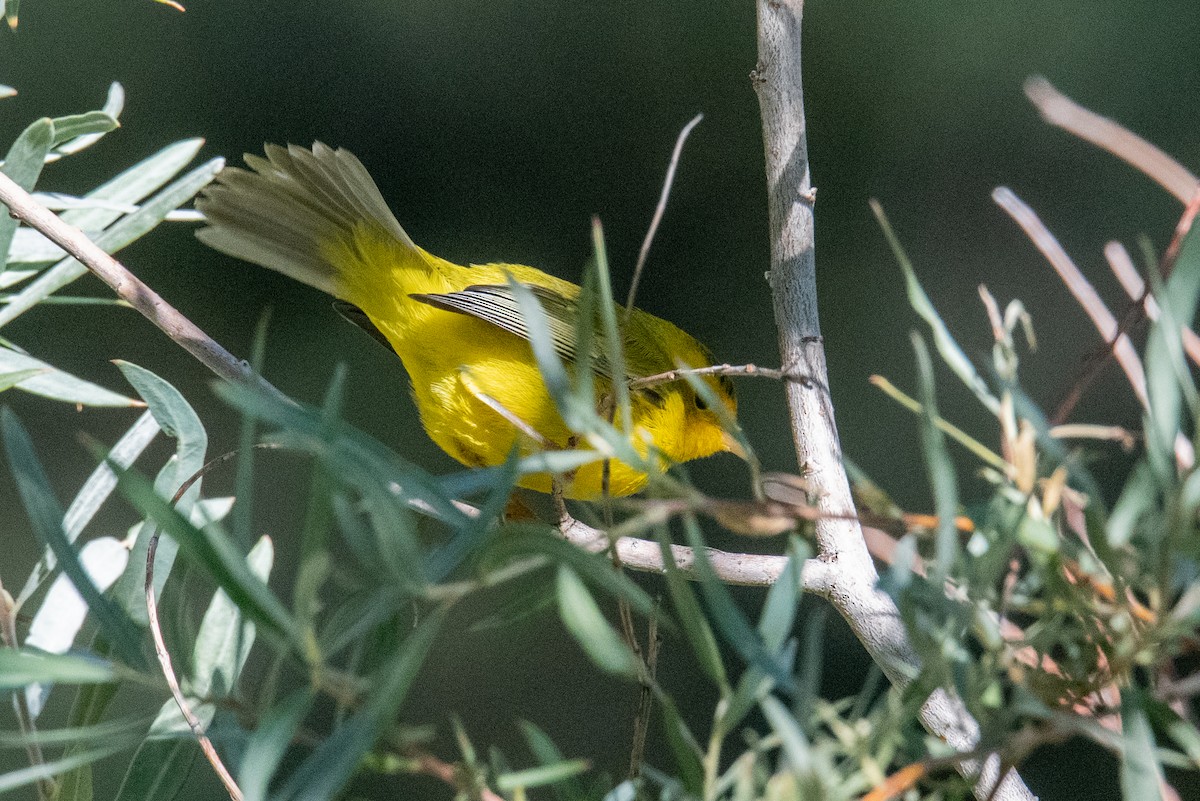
[[624, 114, 704, 320], [0, 170, 291, 404], [628, 362, 801, 391], [992, 187, 1149, 422], [627, 604, 660, 779], [1024, 77, 1199, 204]]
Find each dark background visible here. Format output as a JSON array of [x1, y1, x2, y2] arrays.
[[2, 1, 1198, 798]]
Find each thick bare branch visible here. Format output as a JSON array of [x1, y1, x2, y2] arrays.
[[753, 3, 1036, 799]]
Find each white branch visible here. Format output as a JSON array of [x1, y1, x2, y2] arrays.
[[752, 2, 1035, 799]]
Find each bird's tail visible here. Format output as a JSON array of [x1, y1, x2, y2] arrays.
[[196, 142, 421, 305]]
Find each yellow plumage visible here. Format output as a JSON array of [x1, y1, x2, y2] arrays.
[[197, 143, 736, 498]]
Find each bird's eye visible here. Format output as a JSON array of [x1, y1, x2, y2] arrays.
[[693, 394, 708, 411]]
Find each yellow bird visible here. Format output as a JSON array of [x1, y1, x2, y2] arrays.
[[196, 143, 737, 498]]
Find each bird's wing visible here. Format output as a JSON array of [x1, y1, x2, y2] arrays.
[[409, 283, 631, 381]]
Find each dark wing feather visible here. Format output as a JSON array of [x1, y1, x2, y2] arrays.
[[409, 284, 619, 379], [333, 300, 396, 354]]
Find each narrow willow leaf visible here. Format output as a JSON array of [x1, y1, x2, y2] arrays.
[[0, 85, 15, 99], [19, 410, 159, 606], [238, 690, 313, 801], [114, 703, 207, 801], [912, 332, 959, 576], [61, 138, 204, 232], [761, 695, 813, 774], [1144, 228, 1200, 472], [24, 537, 129, 718], [590, 219, 632, 434], [757, 538, 805, 655], [44, 111, 119, 151], [0, 117, 55, 269], [495, 761, 591, 792], [655, 525, 727, 690], [0, 650, 115, 689], [1120, 689, 1166, 801], [488, 525, 659, 620], [0, 156, 224, 326], [213, 379, 467, 529], [0, 366, 41, 391], [556, 566, 639, 678], [680, 514, 795, 694], [0, 715, 147, 748], [0, 742, 130, 794], [108, 459, 301, 649], [871, 200, 999, 414], [191, 535, 273, 699], [518, 720, 587, 801], [110, 361, 208, 622], [657, 692, 705, 794], [2, 409, 145, 667], [49, 83, 125, 160], [0, 347, 139, 406], [272, 610, 444, 801], [508, 275, 577, 424]]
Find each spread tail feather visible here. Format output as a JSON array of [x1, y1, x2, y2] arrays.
[[196, 142, 415, 300]]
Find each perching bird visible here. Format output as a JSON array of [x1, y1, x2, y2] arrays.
[[196, 143, 737, 498]]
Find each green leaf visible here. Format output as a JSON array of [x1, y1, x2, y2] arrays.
[[911, 332, 960, 576], [495, 760, 591, 792], [273, 610, 445, 801], [19, 410, 159, 606], [518, 720, 587, 801], [0, 118, 55, 269], [49, 83, 125, 160], [238, 690, 313, 801], [0, 650, 116, 689], [656, 692, 705, 794], [1145, 227, 1200, 473], [114, 703, 206, 801], [110, 362, 209, 623], [489, 525, 659, 620], [62, 137, 202, 232], [871, 200, 999, 414], [760, 695, 812, 774], [680, 514, 795, 694], [556, 566, 639, 678], [758, 538, 806, 655], [107, 458, 302, 649], [24, 537, 129, 718], [0, 156, 224, 326], [0, 742, 130, 794], [2, 408, 146, 667], [1119, 688, 1166, 801], [0, 715, 147, 748], [45, 111, 120, 150], [0, 347, 139, 406], [192, 535, 273, 698], [590, 218, 632, 434], [0, 366, 42, 391], [213, 379, 467, 530], [655, 525, 727, 690]]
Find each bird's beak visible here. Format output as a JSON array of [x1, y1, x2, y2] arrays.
[[721, 430, 748, 459]]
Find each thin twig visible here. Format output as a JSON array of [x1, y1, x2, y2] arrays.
[[1104, 240, 1170, 329], [141, 444, 278, 801], [0, 170, 291, 404], [624, 114, 704, 320], [628, 362, 802, 391], [627, 602, 660, 779], [1024, 77, 1200, 204], [992, 187, 1149, 421]]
